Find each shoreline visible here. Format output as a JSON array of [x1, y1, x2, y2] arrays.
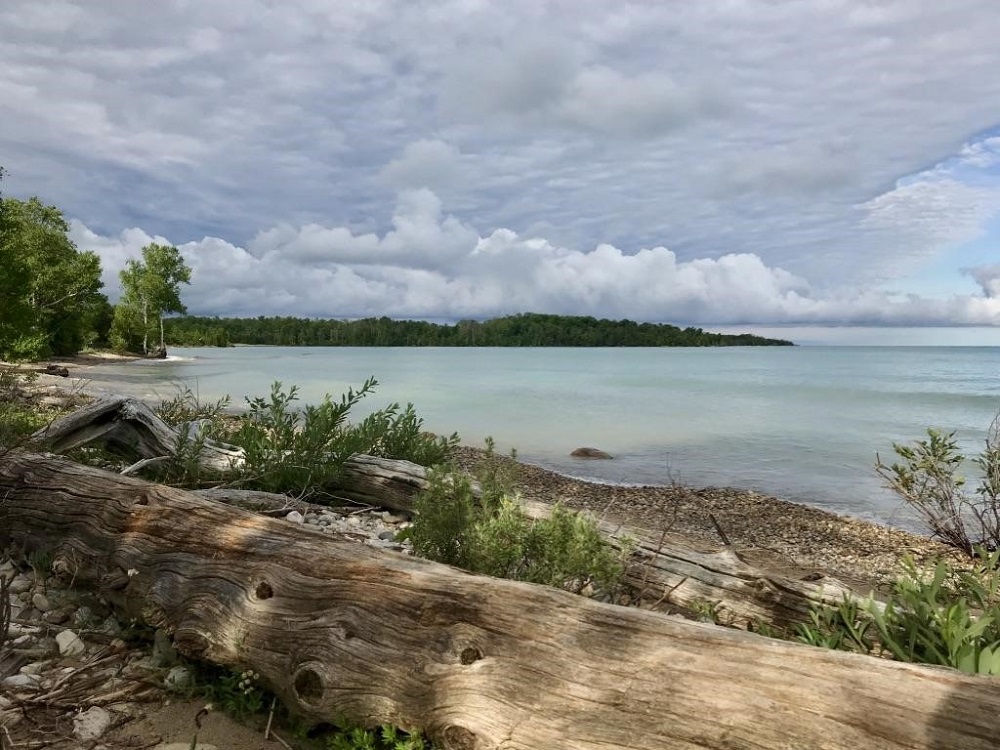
[[448, 446, 960, 590], [6, 351, 960, 588]]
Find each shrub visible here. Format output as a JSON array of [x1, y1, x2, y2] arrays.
[[409, 445, 628, 596], [876, 421, 1000, 555], [0, 369, 55, 453], [155, 383, 232, 427], [351, 401, 458, 468], [798, 549, 1000, 675], [327, 725, 430, 750], [223, 379, 457, 498]]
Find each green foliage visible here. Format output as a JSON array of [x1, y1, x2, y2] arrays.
[[327, 724, 430, 750], [0, 173, 108, 360], [409, 445, 628, 595], [113, 242, 192, 354], [198, 667, 268, 723], [222, 379, 454, 498], [352, 401, 458, 469], [164, 312, 795, 348], [156, 383, 232, 426], [798, 549, 1000, 675], [0, 370, 55, 451], [876, 422, 1000, 554], [231, 379, 377, 496]]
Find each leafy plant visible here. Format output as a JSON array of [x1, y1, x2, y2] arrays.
[[231, 379, 377, 496], [156, 383, 232, 427], [409, 443, 628, 596], [1, 369, 57, 453], [327, 724, 430, 750], [189, 664, 269, 723], [352, 401, 458, 468], [228, 379, 457, 498], [798, 549, 1000, 675], [876, 422, 1000, 554]]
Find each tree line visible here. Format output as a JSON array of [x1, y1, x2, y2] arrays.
[[1, 167, 791, 360], [0, 167, 191, 361], [164, 313, 794, 348]]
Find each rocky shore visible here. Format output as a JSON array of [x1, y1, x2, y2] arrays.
[[448, 446, 961, 590]]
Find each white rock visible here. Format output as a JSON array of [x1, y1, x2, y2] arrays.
[[20, 661, 50, 675], [8, 622, 42, 637], [55, 629, 86, 657], [73, 706, 113, 741], [285, 510, 305, 524], [164, 665, 193, 690], [2, 674, 39, 689], [31, 592, 52, 612]]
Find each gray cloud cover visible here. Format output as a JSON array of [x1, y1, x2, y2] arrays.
[[4, 0, 1000, 326]]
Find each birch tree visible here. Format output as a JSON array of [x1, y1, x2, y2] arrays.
[[112, 243, 191, 355]]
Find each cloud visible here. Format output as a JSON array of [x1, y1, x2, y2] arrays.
[[6, 0, 1000, 322], [966, 265, 1000, 298], [72, 190, 1000, 326], [377, 140, 463, 192]]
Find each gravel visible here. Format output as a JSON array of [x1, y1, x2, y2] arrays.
[[448, 446, 965, 588]]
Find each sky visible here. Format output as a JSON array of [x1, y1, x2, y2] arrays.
[[3, 1, 1000, 342]]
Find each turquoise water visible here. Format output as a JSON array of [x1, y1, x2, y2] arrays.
[[82, 346, 1000, 527]]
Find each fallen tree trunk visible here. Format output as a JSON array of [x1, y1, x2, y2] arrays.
[[29, 395, 866, 628], [1, 451, 997, 750]]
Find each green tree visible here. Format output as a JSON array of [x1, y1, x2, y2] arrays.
[[0, 169, 107, 360], [112, 243, 192, 355]]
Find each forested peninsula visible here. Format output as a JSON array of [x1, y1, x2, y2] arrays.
[[164, 313, 794, 348]]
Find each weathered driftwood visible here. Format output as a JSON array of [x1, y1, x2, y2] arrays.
[[29, 395, 865, 627], [1, 451, 998, 750], [32, 395, 244, 472]]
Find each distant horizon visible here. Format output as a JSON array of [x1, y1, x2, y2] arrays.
[[710, 325, 1000, 347]]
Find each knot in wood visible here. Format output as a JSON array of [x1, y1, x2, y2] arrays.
[[292, 664, 325, 706], [441, 725, 479, 750], [253, 580, 273, 600], [459, 646, 483, 665]]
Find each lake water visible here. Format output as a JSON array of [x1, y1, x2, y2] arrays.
[[81, 346, 1000, 529]]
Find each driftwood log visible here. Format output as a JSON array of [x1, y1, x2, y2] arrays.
[[29, 395, 865, 628], [1, 451, 999, 750]]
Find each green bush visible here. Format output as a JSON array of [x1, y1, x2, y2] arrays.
[[150, 379, 459, 498], [327, 725, 430, 750], [876, 422, 1000, 554], [0, 370, 54, 452], [798, 548, 1000, 675], [351, 401, 458, 467], [409, 446, 628, 596], [155, 383, 232, 427]]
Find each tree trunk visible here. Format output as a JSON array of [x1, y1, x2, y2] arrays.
[[29, 396, 867, 628], [142, 299, 149, 355], [0, 451, 997, 750]]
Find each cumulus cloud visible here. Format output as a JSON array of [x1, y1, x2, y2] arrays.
[[966, 265, 1000, 298], [73, 191, 1000, 326]]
